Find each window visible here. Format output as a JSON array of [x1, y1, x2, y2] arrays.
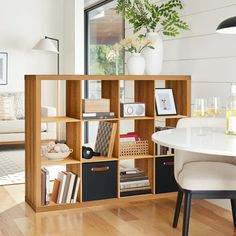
[[85, 0, 124, 142]]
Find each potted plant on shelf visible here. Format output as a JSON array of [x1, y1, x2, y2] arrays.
[[112, 36, 155, 75], [115, 0, 190, 74]]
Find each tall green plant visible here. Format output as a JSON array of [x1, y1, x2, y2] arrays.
[[115, 0, 189, 36]]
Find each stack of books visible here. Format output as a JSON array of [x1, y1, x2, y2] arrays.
[[41, 169, 80, 205], [120, 167, 151, 197], [82, 112, 115, 119]]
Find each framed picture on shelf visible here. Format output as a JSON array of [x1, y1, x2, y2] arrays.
[[0, 52, 8, 85], [155, 88, 177, 115]]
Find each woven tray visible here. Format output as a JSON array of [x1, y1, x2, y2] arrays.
[[120, 140, 149, 157]]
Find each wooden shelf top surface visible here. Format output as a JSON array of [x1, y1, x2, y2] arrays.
[[41, 116, 80, 123], [41, 156, 80, 165], [25, 74, 191, 81], [120, 116, 154, 120], [82, 118, 119, 122], [119, 154, 154, 160], [82, 156, 118, 163], [155, 115, 187, 119]]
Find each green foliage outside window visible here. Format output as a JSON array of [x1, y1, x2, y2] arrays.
[[89, 45, 124, 75]]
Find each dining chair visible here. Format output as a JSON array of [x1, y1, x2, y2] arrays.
[[172, 117, 236, 236]]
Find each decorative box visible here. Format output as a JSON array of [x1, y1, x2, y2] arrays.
[[82, 99, 110, 113]]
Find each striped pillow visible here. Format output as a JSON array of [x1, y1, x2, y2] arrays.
[[0, 95, 16, 120]]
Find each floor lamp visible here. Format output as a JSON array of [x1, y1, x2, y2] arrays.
[[33, 36, 61, 141]]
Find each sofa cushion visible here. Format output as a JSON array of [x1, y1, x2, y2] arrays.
[[0, 120, 47, 133], [0, 95, 16, 120]]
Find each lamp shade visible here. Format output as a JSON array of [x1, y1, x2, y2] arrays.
[[33, 38, 59, 53], [216, 16, 236, 34]]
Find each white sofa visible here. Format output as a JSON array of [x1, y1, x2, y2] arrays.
[[0, 106, 56, 144]]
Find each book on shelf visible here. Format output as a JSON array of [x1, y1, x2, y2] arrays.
[[94, 121, 117, 158], [120, 179, 150, 190], [120, 132, 140, 143], [56, 172, 68, 204], [71, 175, 80, 203], [41, 167, 50, 205], [120, 175, 149, 182], [82, 112, 115, 119], [120, 186, 151, 193], [51, 179, 60, 203], [65, 172, 76, 204], [120, 167, 144, 176]]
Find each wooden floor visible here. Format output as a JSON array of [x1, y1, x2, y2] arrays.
[[0, 184, 235, 236]]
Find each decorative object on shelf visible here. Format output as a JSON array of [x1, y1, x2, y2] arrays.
[[82, 146, 100, 159], [155, 88, 177, 115], [142, 32, 163, 75], [216, 16, 236, 34], [120, 132, 140, 142], [41, 141, 73, 161], [120, 140, 149, 157], [82, 98, 110, 113], [120, 102, 145, 117], [94, 121, 117, 157], [115, 0, 189, 74], [127, 53, 145, 75], [0, 52, 8, 85], [113, 36, 155, 75]]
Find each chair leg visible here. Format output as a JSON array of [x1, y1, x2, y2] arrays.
[[172, 189, 184, 228], [231, 199, 236, 227], [182, 191, 192, 236]]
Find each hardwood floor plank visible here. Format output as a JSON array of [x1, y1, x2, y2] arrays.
[[0, 185, 235, 235]]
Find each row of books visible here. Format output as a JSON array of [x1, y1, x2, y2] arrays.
[[120, 168, 151, 196], [41, 169, 80, 205], [155, 126, 174, 155]]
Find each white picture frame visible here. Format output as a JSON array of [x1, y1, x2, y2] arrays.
[[155, 88, 177, 115], [0, 52, 8, 85]]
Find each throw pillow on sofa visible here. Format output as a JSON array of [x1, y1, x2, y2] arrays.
[[11, 92, 24, 119], [0, 94, 16, 120]]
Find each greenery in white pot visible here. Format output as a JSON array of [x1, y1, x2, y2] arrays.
[[115, 0, 189, 36]]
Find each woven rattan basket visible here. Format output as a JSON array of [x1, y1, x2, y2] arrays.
[[120, 140, 149, 157]]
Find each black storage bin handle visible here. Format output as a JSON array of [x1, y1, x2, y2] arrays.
[[91, 166, 110, 172], [163, 161, 174, 166]]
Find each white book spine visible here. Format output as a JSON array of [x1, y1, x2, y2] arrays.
[[66, 172, 76, 204], [57, 172, 67, 204]]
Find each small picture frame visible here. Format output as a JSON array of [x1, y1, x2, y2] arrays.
[[0, 52, 8, 85], [155, 88, 177, 115]]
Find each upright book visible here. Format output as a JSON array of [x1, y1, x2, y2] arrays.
[[94, 121, 117, 158]]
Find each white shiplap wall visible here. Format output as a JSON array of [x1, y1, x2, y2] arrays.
[[125, 0, 236, 210], [126, 0, 236, 108]]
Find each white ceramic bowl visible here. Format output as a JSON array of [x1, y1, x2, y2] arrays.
[[44, 149, 73, 161]]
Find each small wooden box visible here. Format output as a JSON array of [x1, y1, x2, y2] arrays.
[[82, 99, 110, 113]]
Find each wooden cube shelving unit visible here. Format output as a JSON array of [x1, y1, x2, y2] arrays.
[[25, 75, 191, 212]]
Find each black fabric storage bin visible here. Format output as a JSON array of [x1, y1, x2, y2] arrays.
[[155, 156, 178, 193], [82, 161, 118, 201]]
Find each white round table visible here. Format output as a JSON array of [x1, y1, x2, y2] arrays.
[[152, 127, 236, 157]]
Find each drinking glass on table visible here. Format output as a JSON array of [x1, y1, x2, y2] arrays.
[[193, 98, 208, 117], [207, 97, 222, 117]]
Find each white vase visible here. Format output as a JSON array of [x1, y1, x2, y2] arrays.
[[142, 32, 163, 75], [127, 53, 145, 75]]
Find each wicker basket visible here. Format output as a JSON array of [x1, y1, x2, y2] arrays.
[[120, 140, 149, 157]]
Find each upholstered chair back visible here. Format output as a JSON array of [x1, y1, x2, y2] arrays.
[[175, 117, 236, 180]]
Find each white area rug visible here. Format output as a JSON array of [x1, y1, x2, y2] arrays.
[[0, 149, 65, 186], [0, 151, 24, 185]]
